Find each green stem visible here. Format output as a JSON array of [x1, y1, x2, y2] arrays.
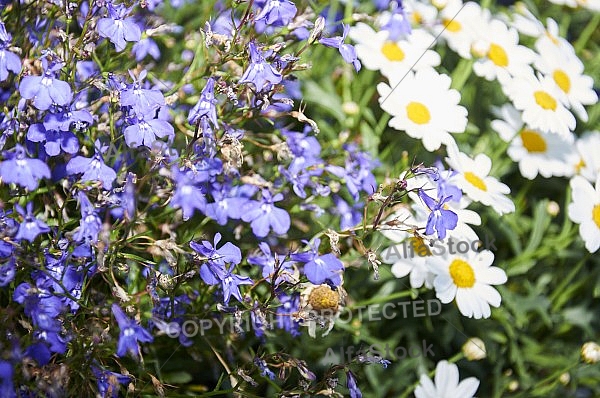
[[574, 13, 600, 53]]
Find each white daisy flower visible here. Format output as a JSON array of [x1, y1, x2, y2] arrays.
[[499, 71, 575, 138], [565, 131, 600, 182], [435, 0, 491, 59], [547, 0, 600, 11], [534, 39, 598, 122], [348, 23, 440, 79], [415, 360, 480, 398], [510, 8, 576, 56], [491, 104, 575, 179], [445, 144, 515, 215], [377, 68, 467, 152], [428, 248, 507, 319], [403, 0, 438, 27], [472, 19, 536, 81], [568, 175, 600, 253]]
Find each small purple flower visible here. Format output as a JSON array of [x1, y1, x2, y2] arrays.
[[66, 142, 116, 189], [248, 242, 296, 285], [382, 1, 412, 41], [319, 24, 361, 72], [0, 257, 16, 287], [242, 190, 291, 238], [92, 365, 131, 398], [14, 203, 50, 242], [333, 196, 362, 230], [0, 22, 21, 82], [73, 191, 102, 243], [188, 77, 218, 126], [0, 144, 51, 190], [304, 253, 344, 286], [254, 357, 276, 380], [27, 123, 79, 156], [199, 262, 253, 305], [19, 58, 72, 111], [112, 304, 154, 360], [97, 2, 142, 52], [170, 167, 207, 220], [132, 37, 160, 61], [191, 232, 242, 267], [418, 189, 458, 240], [239, 41, 282, 92], [120, 69, 165, 117], [255, 0, 297, 27], [276, 293, 301, 336], [0, 360, 15, 398], [204, 183, 254, 225], [346, 370, 362, 398], [124, 114, 174, 148]]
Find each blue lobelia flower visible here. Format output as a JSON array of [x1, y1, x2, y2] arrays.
[[255, 0, 297, 27], [0, 257, 15, 287], [188, 77, 218, 126], [204, 182, 255, 225], [242, 190, 291, 238], [170, 167, 207, 221], [239, 41, 282, 92], [381, 1, 412, 41], [0, 22, 21, 82], [14, 202, 50, 242], [124, 113, 174, 148], [247, 242, 296, 285], [111, 303, 154, 360], [97, 1, 142, 52], [0, 359, 15, 398], [19, 57, 72, 111], [346, 370, 363, 398], [276, 293, 301, 336], [319, 24, 361, 72], [418, 189, 458, 240], [120, 69, 165, 117], [66, 140, 116, 189], [191, 232, 242, 267], [333, 195, 363, 231], [27, 123, 79, 157], [132, 37, 161, 61], [92, 365, 131, 398], [303, 253, 344, 287], [73, 191, 102, 243], [0, 144, 51, 190]]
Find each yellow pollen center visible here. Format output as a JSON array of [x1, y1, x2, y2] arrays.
[[553, 70, 571, 93], [443, 18, 461, 32], [534, 90, 557, 111], [412, 12, 423, 24], [464, 172, 487, 191], [593, 204, 600, 229], [520, 129, 547, 153], [381, 41, 405, 61], [406, 102, 431, 124], [488, 43, 508, 67], [449, 259, 476, 288], [308, 285, 340, 312], [575, 158, 586, 172]]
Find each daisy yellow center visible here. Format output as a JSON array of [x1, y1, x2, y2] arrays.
[[449, 259, 475, 288], [488, 43, 508, 67], [412, 12, 423, 24], [520, 129, 547, 153], [464, 172, 487, 191], [553, 70, 571, 93], [381, 41, 405, 61], [575, 158, 586, 172], [593, 204, 600, 229], [406, 102, 431, 124], [534, 91, 557, 111], [443, 18, 461, 32]]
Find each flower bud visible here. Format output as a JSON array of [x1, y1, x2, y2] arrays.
[[462, 337, 486, 360]]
